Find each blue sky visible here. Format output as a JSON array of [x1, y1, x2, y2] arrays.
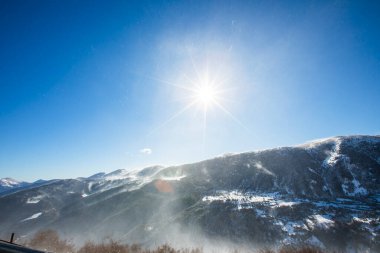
[[1, 0, 379, 181]]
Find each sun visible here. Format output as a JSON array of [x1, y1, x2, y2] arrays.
[[195, 85, 217, 107], [147, 54, 247, 142]]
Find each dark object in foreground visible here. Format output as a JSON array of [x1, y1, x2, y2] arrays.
[[0, 239, 48, 253]]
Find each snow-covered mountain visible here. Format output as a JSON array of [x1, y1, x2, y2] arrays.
[[0, 135, 379, 252], [0, 178, 24, 188], [0, 178, 53, 196], [0, 178, 30, 194]]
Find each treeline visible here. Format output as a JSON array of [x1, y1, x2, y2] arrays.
[[21, 229, 328, 253]]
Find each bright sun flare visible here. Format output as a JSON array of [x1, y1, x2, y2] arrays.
[[195, 85, 217, 107], [148, 55, 247, 143]]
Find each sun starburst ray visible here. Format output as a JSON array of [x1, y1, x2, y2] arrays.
[[187, 48, 203, 87], [147, 100, 197, 137], [213, 100, 250, 132], [147, 75, 198, 93], [202, 106, 207, 153]]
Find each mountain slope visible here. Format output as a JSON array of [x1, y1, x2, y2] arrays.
[[0, 135, 379, 252]]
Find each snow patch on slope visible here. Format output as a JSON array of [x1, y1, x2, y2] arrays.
[[353, 217, 375, 224], [324, 138, 342, 167], [308, 215, 334, 230], [26, 195, 44, 204], [202, 191, 301, 210], [254, 161, 275, 176], [202, 191, 277, 204], [21, 212, 42, 222]]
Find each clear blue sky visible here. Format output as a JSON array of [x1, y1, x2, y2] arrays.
[[1, 0, 379, 181]]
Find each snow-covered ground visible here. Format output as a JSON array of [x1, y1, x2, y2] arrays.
[[202, 190, 377, 211], [202, 190, 379, 241]]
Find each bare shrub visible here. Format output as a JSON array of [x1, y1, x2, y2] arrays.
[[27, 229, 75, 253], [24, 230, 329, 253], [152, 244, 179, 253], [78, 240, 125, 253], [258, 248, 275, 253], [77, 241, 205, 253], [278, 246, 325, 253], [77, 240, 145, 253]]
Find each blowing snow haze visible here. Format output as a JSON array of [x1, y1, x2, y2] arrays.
[[1, 0, 380, 253]]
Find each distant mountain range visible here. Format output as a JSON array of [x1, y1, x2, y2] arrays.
[[0, 135, 379, 252], [0, 178, 28, 192], [0, 178, 53, 196]]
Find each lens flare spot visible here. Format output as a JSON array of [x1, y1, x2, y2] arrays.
[[154, 179, 173, 193]]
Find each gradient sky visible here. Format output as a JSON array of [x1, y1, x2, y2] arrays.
[[1, 0, 380, 181]]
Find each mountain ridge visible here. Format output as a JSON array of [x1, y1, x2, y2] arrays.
[[2, 134, 378, 185]]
